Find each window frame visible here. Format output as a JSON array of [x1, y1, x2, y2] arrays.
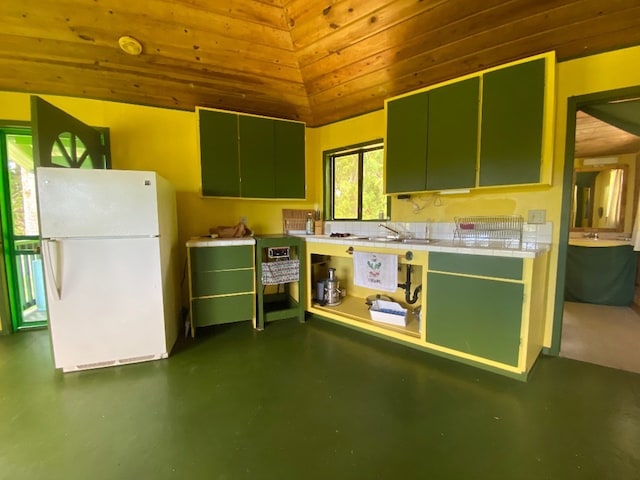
[[322, 139, 389, 221]]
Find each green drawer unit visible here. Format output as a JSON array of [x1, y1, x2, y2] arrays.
[[191, 269, 254, 297], [428, 252, 523, 280], [191, 294, 255, 327], [190, 245, 253, 271], [426, 273, 524, 366], [187, 241, 256, 336]]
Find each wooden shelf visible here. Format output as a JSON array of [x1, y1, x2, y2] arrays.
[[311, 295, 421, 339]]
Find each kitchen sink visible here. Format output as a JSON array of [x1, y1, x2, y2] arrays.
[[400, 238, 438, 245], [366, 236, 400, 242], [365, 236, 437, 245]]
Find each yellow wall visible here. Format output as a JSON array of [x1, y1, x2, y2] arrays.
[[2, 44, 640, 345], [0, 93, 318, 250]]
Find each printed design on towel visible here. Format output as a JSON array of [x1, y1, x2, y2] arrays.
[[367, 258, 382, 280]]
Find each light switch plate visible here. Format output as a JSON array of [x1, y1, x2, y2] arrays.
[[527, 209, 546, 224]]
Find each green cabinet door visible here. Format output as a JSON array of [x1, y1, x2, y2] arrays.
[[385, 92, 428, 193], [199, 109, 240, 197], [479, 58, 545, 186], [274, 120, 305, 199], [199, 110, 305, 199], [426, 77, 479, 190], [239, 115, 276, 198], [426, 272, 524, 366]]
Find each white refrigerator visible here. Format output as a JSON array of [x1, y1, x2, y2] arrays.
[[36, 167, 180, 372]]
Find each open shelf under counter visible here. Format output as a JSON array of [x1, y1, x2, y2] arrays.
[[309, 295, 422, 342]]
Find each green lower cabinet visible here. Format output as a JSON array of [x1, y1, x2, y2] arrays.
[[187, 243, 256, 333], [190, 245, 254, 271], [192, 295, 255, 327], [191, 269, 254, 297], [428, 252, 523, 280], [426, 272, 524, 366]]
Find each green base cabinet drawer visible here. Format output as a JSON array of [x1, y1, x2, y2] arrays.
[[192, 294, 255, 327], [429, 252, 523, 280], [191, 269, 254, 297], [190, 245, 253, 271], [426, 273, 523, 366]]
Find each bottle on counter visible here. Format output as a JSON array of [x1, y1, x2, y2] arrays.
[[305, 213, 314, 235]]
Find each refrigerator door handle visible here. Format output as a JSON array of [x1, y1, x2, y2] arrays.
[[44, 239, 62, 300]]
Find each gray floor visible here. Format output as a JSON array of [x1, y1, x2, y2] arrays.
[[561, 301, 640, 374]]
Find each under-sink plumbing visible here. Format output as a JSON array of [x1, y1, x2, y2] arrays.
[[398, 264, 421, 304]]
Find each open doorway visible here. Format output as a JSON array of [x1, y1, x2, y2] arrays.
[[559, 94, 640, 374], [0, 128, 48, 331]]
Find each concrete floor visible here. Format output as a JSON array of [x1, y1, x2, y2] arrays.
[[1, 318, 639, 479], [561, 301, 640, 374]]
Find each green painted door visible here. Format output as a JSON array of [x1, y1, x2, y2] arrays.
[[385, 92, 429, 193], [479, 58, 545, 186], [198, 109, 240, 197], [31, 96, 108, 169], [274, 120, 305, 199], [426, 77, 479, 190], [239, 115, 276, 198], [426, 272, 524, 366], [2, 99, 110, 332]]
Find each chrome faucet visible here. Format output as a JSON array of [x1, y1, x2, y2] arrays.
[[379, 223, 401, 239]]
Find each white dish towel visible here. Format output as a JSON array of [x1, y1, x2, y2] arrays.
[[353, 251, 398, 292]]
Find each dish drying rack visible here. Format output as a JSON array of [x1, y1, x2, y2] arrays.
[[454, 215, 524, 244]]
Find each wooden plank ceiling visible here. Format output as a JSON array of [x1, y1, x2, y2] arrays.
[[575, 111, 640, 158], [1, 0, 640, 131]]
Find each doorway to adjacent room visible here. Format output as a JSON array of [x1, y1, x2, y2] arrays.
[[558, 89, 640, 374], [0, 128, 48, 331]]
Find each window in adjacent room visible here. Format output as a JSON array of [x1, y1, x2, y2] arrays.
[[324, 140, 389, 220]]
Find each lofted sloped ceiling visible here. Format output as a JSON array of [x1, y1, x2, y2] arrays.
[[1, 0, 640, 127]]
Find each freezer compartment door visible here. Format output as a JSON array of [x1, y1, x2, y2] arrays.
[[37, 167, 160, 238], [42, 237, 168, 370]]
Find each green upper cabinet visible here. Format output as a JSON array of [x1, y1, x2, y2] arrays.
[[384, 52, 555, 194], [426, 77, 479, 191], [385, 77, 479, 194], [198, 109, 240, 197], [274, 120, 306, 199], [479, 58, 546, 187], [239, 115, 276, 198], [385, 92, 429, 193], [198, 108, 305, 199]]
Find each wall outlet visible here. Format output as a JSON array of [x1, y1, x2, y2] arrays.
[[527, 209, 546, 224]]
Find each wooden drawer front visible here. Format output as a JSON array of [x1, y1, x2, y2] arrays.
[[192, 294, 254, 327], [428, 252, 523, 280], [192, 269, 254, 297], [190, 245, 253, 271]]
